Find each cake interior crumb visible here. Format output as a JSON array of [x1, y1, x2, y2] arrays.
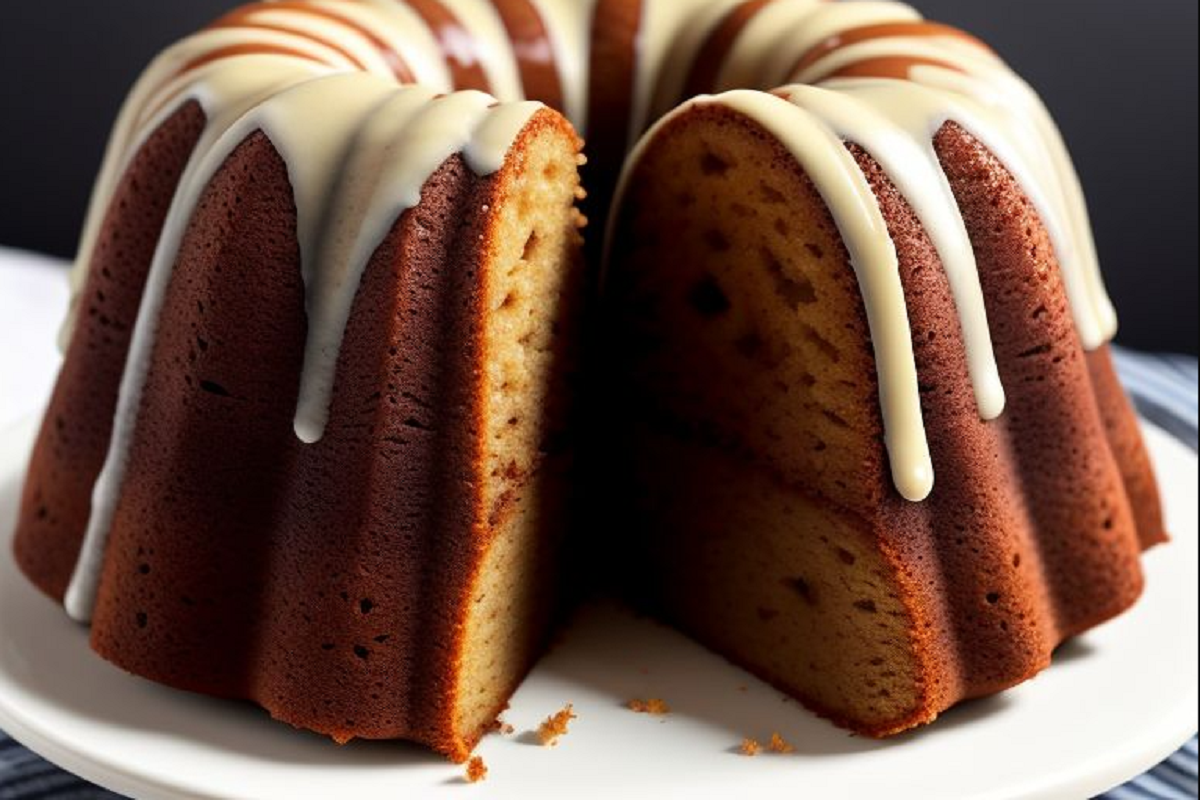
[[537, 703, 577, 746], [627, 698, 671, 715], [466, 756, 488, 783]]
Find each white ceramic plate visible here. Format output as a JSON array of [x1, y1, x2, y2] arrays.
[[0, 415, 1195, 800]]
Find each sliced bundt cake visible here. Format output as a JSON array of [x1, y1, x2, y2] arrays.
[[12, 0, 1165, 759]]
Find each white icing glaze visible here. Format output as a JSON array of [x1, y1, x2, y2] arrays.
[[65, 67, 539, 621], [527, 0, 601, 132], [349, 0, 458, 88], [613, 89, 935, 502], [467, 98, 547, 172], [795, 31, 1117, 349], [715, 0, 824, 92], [65, 67, 368, 621], [908, 64, 1118, 347], [227, 6, 398, 75], [61, 32, 350, 350], [61, 0, 1126, 618], [778, 83, 1005, 420], [648, 0, 743, 124], [755, 1, 924, 90], [628, 0, 714, 145], [439, 0, 526, 101], [718, 90, 935, 502], [792, 37, 993, 84], [294, 91, 541, 443], [608, 0, 1116, 499], [174, 24, 364, 70]]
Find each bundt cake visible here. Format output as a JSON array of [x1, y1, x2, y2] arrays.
[[12, 0, 1165, 761]]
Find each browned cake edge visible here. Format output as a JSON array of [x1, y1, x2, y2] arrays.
[[14, 102, 207, 602]]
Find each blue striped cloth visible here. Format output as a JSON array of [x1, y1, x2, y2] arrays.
[[1, 347, 1196, 800], [1098, 351, 1199, 800]]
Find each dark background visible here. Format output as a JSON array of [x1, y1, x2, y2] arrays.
[[1, 1, 1196, 353]]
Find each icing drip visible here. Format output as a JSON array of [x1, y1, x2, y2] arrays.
[[616, 89, 936, 501], [788, 20, 990, 78], [758, 2, 927, 84], [647, 0, 745, 128], [333, 0, 457, 87], [429, 0, 527, 101], [627, 0, 718, 146], [715, 0, 827, 92], [65, 68, 540, 621], [210, 6, 400, 74], [777, 84, 1006, 420], [791, 30, 1116, 349], [488, 0, 565, 112], [611, 0, 1116, 500], [526, 0, 601, 132], [61, 3, 444, 351], [908, 65, 1118, 347], [294, 90, 541, 443], [62, 54, 336, 353], [718, 1, 925, 92]]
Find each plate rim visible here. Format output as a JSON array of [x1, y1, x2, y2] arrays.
[[0, 412, 1195, 800]]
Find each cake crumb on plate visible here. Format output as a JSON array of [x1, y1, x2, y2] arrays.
[[465, 757, 487, 783], [768, 733, 795, 754], [627, 698, 670, 715], [538, 704, 577, 746], [740, 738, 762, 757]]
